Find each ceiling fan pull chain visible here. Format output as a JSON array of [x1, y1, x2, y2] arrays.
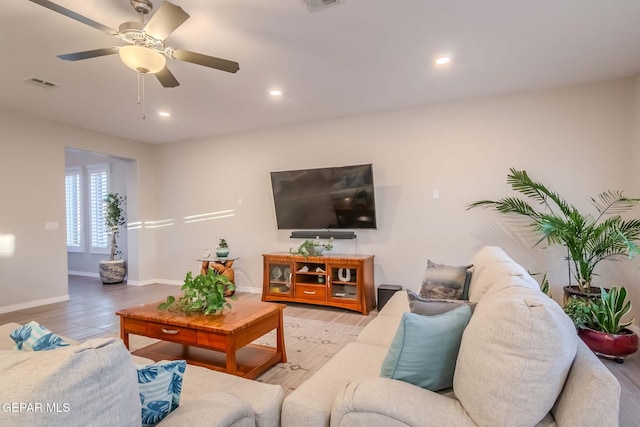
[[141, 72, 146, 120]]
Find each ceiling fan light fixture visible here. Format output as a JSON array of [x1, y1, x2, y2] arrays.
[[119, 45, 166, 74]]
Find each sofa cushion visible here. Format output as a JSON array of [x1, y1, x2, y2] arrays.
[[407, 289, 476, 315], [160, 395, 255, 427], [137, 359, 186, 426], [467, 259, 529, 302], [380, 306, 472, 391], [281, 342, 389, 427], [0, 337, 141, 427], [420, 260, 472, 300], [453, 276, 577, 427], [9, 321, 69, 351]]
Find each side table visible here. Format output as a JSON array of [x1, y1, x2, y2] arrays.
[[197, 257, 239, 297]]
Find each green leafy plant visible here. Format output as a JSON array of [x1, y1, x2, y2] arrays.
[[103, 192, 126, 260], [564, 287, 634, 334], [563, 296, 592, 330], [468, 168, 640, 292], [218, 238, 228, 248], [158, 269, 237, 315], [290, 238, 334, 257], [587, 287, 634, 334]]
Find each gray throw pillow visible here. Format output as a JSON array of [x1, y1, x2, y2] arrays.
[[420, 260, 472, 300], [407, 289, 476, 315]]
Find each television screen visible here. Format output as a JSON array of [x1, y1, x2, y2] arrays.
[[270, 164, 377, 230]]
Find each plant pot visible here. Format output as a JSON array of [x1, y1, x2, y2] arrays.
[[578, 327, 639, 362], [563, 285, 606, 304], [215, 247, 230, 258], [99, 259, 126, 284]]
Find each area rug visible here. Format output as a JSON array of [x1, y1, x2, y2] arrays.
[[125, 313, 368, 395]]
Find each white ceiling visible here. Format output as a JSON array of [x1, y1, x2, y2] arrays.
[[2, 0, 640, 144]]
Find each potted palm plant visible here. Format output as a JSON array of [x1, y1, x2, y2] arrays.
[[564, 287, 638, 362], [468, 168, 640, 299], [99, 192, 126, 284]]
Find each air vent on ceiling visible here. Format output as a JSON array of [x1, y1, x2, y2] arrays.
[[22, 77, 59, 89], [302, 0, 343, 12]]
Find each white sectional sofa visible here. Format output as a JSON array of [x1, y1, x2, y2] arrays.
[[0, 324, 284, 427], [281, 246, 621, 427]]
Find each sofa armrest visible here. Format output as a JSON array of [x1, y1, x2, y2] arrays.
[[330, 377, 476, 427], [551, 340, 620, 427]]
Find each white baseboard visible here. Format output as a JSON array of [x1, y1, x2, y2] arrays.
[[68, 271, 99, 278], [127, 279, 182, 287], [237, 286, 261, 294], [0, 295, 70, 315]]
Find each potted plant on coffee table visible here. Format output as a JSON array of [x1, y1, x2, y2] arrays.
[[468, 168, 640, 299], [99, 192, 126, 284], [158, 269, 237, 315], [564, 287, 638, 363]]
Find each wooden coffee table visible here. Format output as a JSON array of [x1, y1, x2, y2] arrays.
[[116, 299, 287, 379]]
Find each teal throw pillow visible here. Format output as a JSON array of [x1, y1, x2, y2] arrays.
[[380, 306, 472, 391], [137, 360, 186, 426], [9, 321, 70, 351]]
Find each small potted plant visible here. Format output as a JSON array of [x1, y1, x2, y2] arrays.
[[158, 269, 236, 315], [290, 238, 334, 257], [564, 287, 638, 363], [99, 192, 126, 284], [216, 238, 230, 258]]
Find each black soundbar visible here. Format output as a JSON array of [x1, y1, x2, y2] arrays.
[[290, 230, 357, 240]]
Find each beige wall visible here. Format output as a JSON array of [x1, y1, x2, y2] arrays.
[[0, 109, 157, 313], [1, 75, 640, 314], [152, 77, 638, 309]]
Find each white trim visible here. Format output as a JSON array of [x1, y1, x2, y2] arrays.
[[0, 295, 70, 315], [127, 279, 182, 287], [124, 280, 261, 294], [68, 271, 100, 278]]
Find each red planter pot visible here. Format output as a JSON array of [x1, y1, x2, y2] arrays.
[[578, 328, 638, 361]]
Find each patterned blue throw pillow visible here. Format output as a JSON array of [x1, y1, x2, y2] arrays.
[[9, 321, 70, 351], [137, 360, 186, 426]]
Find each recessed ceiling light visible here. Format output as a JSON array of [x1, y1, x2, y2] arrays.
[[269, 90, 282, 96], [158, 111, 171, 117], [435, 57, 451, 65]]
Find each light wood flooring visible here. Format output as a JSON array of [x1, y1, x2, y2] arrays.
[[1, 275, 638, 426]]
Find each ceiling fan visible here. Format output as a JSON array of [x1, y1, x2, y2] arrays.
[[29, 0, 240, 88]]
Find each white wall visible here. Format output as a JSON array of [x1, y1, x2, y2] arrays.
[[0, 108, 157, 313], [152, 77, 639, 310], [2, 75, 640, 315]]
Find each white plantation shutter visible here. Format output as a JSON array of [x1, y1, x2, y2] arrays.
[[65, 168, 81, 250], [88, 164, 110, 252]]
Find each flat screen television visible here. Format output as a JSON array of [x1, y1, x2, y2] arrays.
[[270, 164, 377, 230]]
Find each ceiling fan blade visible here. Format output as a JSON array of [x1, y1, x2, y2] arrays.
[[172, 49, 240, 74], [144, 1, 189, 41], [155, 66, 180, 88], [28, 0, 117, 35], [58, 47, 119, 61]]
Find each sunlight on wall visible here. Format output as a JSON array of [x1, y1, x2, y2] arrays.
[[183, 209, 236, 224], [0, 234, 15, 258]]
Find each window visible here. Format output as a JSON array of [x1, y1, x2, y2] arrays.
[[65, 167, 82, 252], [64, 163, 111, 254], [88, 164, 110, 253]]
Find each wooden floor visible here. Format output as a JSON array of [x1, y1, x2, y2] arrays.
[[1, 275, 638, 426]]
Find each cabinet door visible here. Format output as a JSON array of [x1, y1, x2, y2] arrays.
[[265, 260, 293, 297], [328, 264, 360, 303]]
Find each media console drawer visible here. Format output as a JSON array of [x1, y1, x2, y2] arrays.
[[295, 284, 327, 301]]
